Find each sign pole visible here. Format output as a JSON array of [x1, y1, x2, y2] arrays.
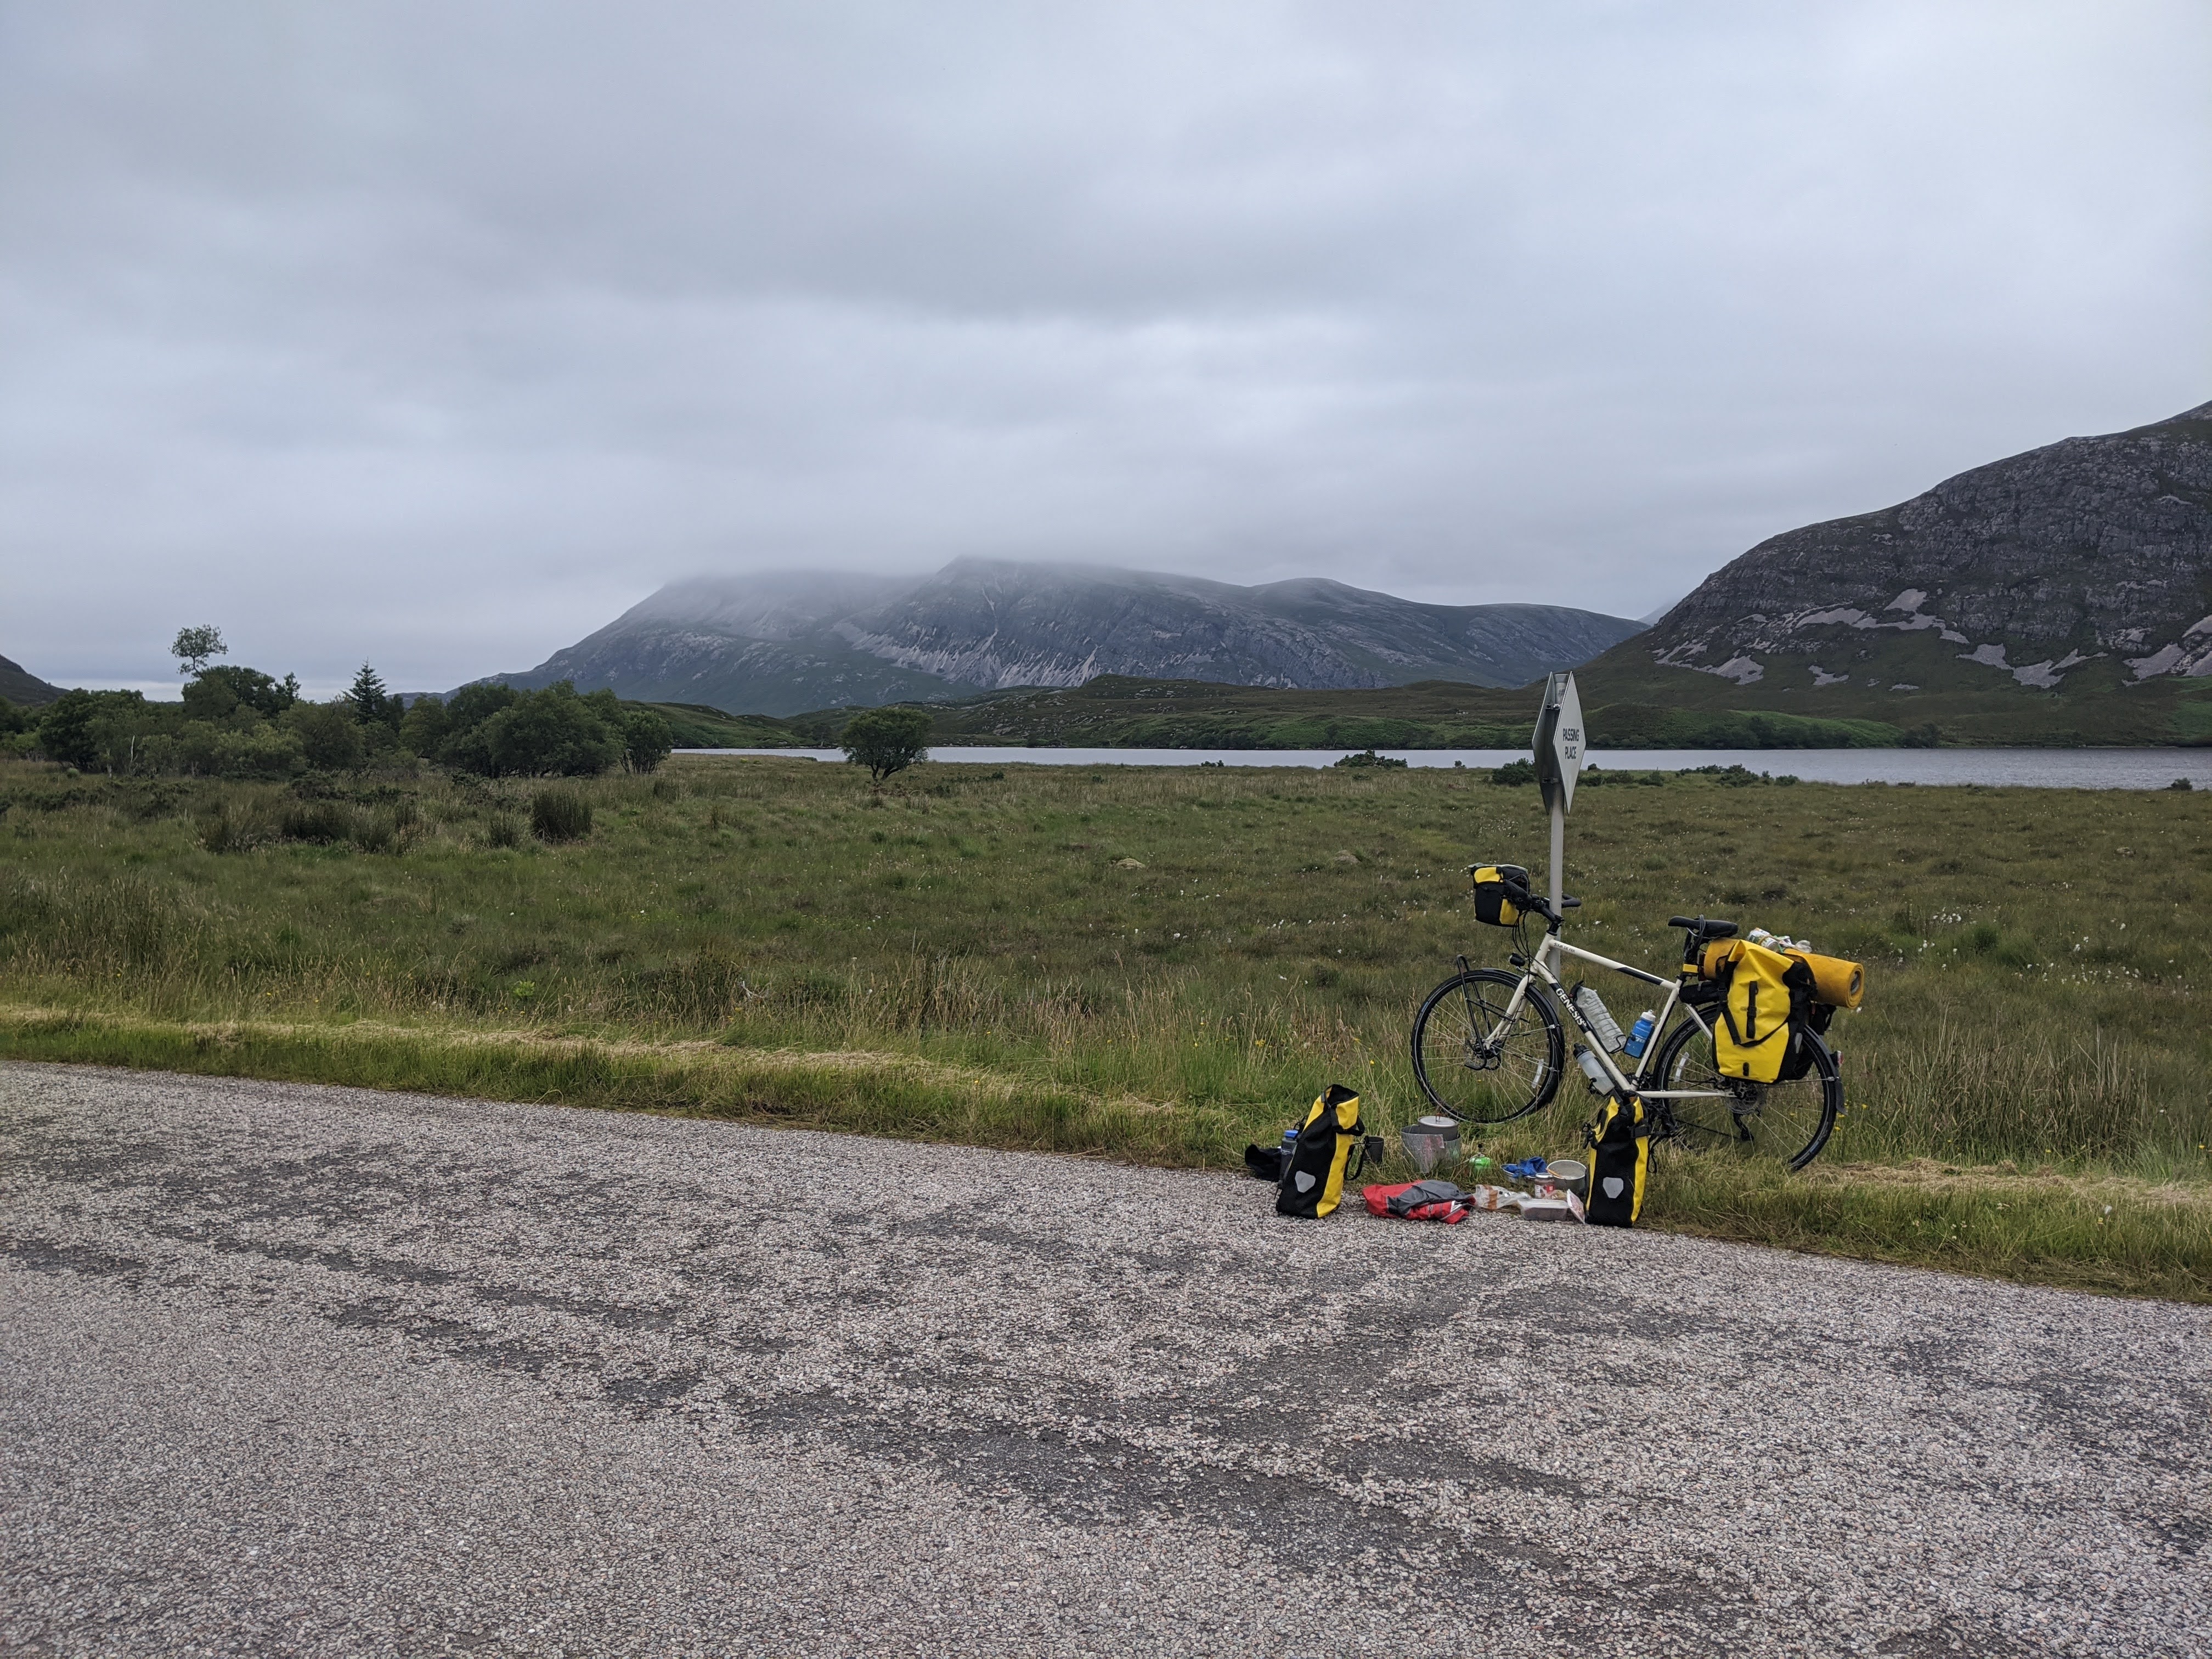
[[1530, 672, 1585, 914], [1550, 796, 1565, 917]]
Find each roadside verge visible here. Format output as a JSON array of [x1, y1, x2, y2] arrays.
[[4, 1003, 2205, 1304]]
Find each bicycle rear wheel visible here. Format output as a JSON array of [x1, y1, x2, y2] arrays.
[[1410, 969, 1565, 1125], [1647, 1015, 1839, 1170]]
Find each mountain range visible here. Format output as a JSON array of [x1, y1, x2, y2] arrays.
[[1602, 399, 2212, 705], [489, 560, 1648, 716]]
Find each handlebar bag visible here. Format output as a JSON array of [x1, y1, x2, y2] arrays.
[[1468, 864, 1531, 926], [1711, 940, 1818, 1084]]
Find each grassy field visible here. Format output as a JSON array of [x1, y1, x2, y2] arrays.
[[3, 754, 2208, 1300]]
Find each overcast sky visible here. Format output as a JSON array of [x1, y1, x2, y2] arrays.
[[3, 2, 2207, 696]]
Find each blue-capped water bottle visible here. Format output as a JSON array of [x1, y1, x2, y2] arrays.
[[1623, 1009, 1657, 1059]]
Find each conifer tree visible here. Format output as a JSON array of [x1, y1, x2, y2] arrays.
[[346, 663, 399, 729]]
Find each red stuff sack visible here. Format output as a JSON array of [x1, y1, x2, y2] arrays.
[[1361, 1181, 1472, 1224]]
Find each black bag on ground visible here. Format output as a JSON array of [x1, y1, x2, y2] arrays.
[[1276, 1085, 1368, 1219], [1584, 1093, 1649, 1228], [1243, 1143, 1286, 1182]]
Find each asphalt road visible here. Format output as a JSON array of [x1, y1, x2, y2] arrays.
[[4, 1062, 2208, 1658]]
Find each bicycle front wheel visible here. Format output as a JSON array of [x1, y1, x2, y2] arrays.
[[1647, 1015, 1839, 1170], [1410, 969, 1565, 1125]]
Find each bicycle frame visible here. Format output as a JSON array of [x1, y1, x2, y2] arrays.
[[1480, 930, 1727, 1103]]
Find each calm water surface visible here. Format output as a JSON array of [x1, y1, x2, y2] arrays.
[[680, 746, 2212, 790]]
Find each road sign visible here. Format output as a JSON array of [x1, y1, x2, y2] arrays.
[[1531, 672, 1585, 814]]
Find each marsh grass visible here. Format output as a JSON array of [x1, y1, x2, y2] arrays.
[[3, 755, 2208, 1295]]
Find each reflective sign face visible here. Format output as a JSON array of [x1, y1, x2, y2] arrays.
[[1532, 671, 1584, 812]]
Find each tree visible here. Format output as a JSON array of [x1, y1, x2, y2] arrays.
[[840, 707, 932, 783], [36, 690, 104, 767], [398, 694, 451, 757], [471, 682, 622, 777], [182, 664, 298, 722], [619, 708, 674, 774], [347, 663, 401, 729], [172, 625, 227, 676], [289, 701, 367, 771]]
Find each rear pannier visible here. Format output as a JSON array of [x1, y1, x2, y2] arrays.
[[1468, 864, 1533, 926], [1709, 940, 1815, 1083]]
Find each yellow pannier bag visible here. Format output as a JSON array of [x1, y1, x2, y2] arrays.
[[1785, 948, 1866, 1011], [1710, 940, 1817, 1084], [1466, 864, 1532, 926]]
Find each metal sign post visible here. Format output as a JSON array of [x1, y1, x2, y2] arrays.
[[1530, 672, 1584, 913]]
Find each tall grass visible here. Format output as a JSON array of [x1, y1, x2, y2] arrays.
[[3, 756, 2208, 1195]]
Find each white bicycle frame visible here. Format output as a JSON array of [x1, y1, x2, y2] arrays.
[[1486, 930, 1728, 1102]]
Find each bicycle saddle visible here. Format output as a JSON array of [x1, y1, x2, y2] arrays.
[[1667, 915, 1737, 939]]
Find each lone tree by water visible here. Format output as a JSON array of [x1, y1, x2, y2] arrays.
[[840, 707, 931, 783]]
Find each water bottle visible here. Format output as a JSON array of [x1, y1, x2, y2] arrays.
[[1576, 1045, 1610, 1094], [1624, 1010, 1656, 1059], [1747, 926, 1777, 949], [1572, 985, 1626, 1052]]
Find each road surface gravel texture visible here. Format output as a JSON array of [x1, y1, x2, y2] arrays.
[[3, 1064, 2207, 1658]]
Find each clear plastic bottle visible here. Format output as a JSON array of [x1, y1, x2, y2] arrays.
[[1575, 1045, 1610, 1094], [1572, 985, 1625, 1052], [1623, 1009, 1657, 1059]]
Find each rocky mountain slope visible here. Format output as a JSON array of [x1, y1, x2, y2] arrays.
[[0, 652, 64, 707], [1610, 400, 2212, 705], [492, 560, 1644, 716]]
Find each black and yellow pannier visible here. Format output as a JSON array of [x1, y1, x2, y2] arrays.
[[1696, 939, 1868, 1083], [1584, 1091, 1649, 1227], [1711, 941, 1815, 1082], [1276, 1085, 1369, 1219], [1467, 863, 1533, 926]]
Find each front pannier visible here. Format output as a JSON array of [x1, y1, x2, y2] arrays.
[[1584, 1093, 1649, 1227], [1468, 864, 1532, 926], [1276, 1084, 1368, 1218]]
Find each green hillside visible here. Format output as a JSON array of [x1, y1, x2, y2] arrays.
[[779, 674, 1923, 750], [1572, 633, 2212, 748], [642, 701, 808, 749]]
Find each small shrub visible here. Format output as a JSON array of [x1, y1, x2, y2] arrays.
[[1332, 749, 1406, 770], [1491, 759, 1536, 787], [276, 801, 355, 843], [199, 808, 257, 854], [531, 788, 593, 843], [484, 814, 523, 849]]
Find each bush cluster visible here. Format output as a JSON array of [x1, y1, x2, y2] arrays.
[[4, 666, 672, 784]]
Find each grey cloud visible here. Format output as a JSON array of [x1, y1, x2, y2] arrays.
[[1, 1, 2206, 695]]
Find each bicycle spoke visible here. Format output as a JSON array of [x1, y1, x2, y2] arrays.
[[1647, 1017, 1838, 1170], [1412, 969, 1562, 1125]]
